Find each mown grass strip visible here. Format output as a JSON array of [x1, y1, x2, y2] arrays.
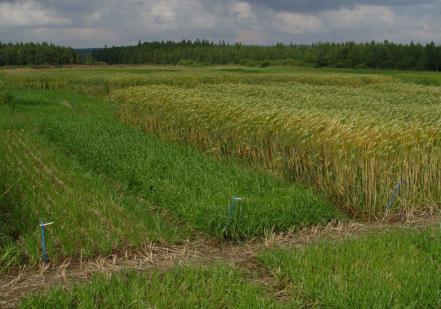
[[0, 130, 184, 270], [40, 113, 338, 239], [20, 265, 280, 308], [259, 227, 441, 308]]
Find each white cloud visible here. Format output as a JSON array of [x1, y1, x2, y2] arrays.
[[273, 11, 323, 34], [231, 1, 254, 20], [0, 1, 70, 28]]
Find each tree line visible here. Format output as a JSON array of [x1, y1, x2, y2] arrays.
[[1, 40, 441, 71], [312, 41, 441, 71], [0, 42, 79, 66], [92, 40, 441, 71], [90, 40, 311, 67]]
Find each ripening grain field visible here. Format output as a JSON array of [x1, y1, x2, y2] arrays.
[[1, 66, 440, 307], [7, 67, 441, 218], [113, 72, 441, 216]]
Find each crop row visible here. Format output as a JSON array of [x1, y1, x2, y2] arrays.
[[39, 112, 337, 239], [114, 82, 441, 215], [0, 130, 182, 270], [3, 67, 394, 96]]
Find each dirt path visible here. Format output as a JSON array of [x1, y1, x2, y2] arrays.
[[2, 216, 438, 308]]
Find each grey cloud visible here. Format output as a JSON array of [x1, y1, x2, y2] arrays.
[[1, 0, 441, 47], [242, 0, 438, 12]]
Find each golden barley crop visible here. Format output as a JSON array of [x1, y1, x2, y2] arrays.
[[113, 79, 441, 216]]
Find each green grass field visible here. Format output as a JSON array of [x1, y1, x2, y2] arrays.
[[39, 111, 336, 239], [259, 226, 441, 308], [0, 65, 440, 307], [19, 225, 441, 308], [0, 129, 185, 270], [20, 265, 281, 309]]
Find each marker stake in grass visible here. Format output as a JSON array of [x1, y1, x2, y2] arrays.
[[40, 221, 54, 264], [225, 197, 242, 234]]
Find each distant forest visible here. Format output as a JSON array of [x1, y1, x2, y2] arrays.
[[0, 42, 79, 66], [1, 40, 441, 71], [92, 40, 441, 71]]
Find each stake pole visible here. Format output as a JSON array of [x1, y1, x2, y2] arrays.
[[40, 221, 48, 264], [385, 181, 404, 215], [39, 221, 54, 264], [225, 197, 242, 235]]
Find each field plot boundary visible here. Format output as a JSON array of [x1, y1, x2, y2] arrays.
[[1, 67, 441, 307], [39, 112, 338, 239], [1, 216, 439, 308], [0, 129, 188, 269], [114, 82, 441, 217]]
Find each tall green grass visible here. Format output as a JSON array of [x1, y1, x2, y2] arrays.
[[0, 130, 184, 270], [20, 265, 280, 308], [0, 89, 115, 134], [40, 113, 337, 239], [259, 227, 441, 308]]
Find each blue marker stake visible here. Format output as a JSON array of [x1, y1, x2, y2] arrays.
[[225, 197, 242, 233], [40, 221, 54, 264], [386, 181, 403, 214]]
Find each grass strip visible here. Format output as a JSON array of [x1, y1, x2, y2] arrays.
[[40, 112, 337, 239], [20, 265, 280, 308], [259, 227, 441, 308], [0, 130, 184, 270]]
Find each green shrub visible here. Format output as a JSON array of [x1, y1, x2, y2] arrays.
[[260, 60, 271, 67], [177, 59, 194, 66]]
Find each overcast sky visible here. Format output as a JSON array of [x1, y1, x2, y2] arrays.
[[1, 0, 441, 48]]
